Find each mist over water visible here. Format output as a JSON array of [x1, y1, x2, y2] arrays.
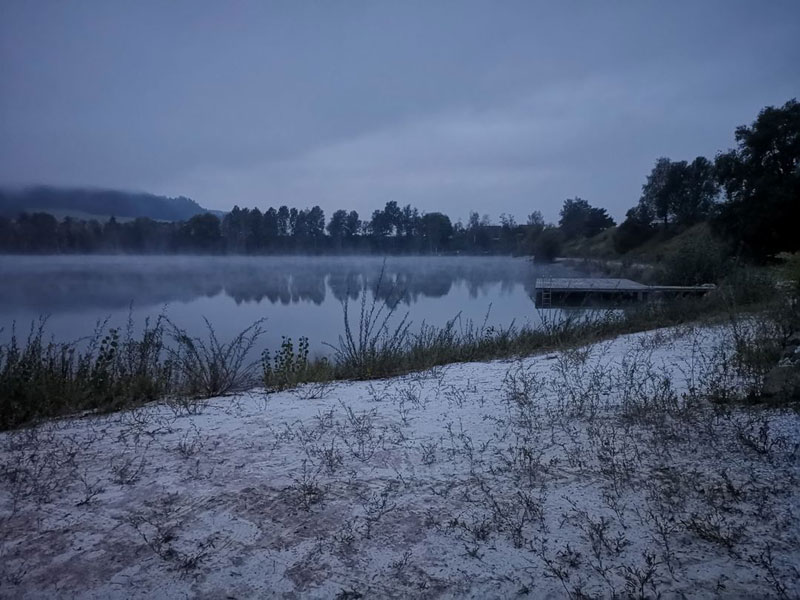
[[0, 255, 578, 356]]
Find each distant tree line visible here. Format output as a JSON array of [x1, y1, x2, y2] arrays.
[[0, 201, 543, 255], [0, 99, 795, 261]]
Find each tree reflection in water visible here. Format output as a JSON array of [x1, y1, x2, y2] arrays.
[[0, 256, 578, 353], [0, 255, 569, 312]]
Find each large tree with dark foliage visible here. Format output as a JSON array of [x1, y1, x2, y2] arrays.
[[558, 197, 615, 239], [639, 158, 678, 227], [345, 211, 362, 238], [327, 209, 349, 240], [678, 157, 718, 226], [639, 157, 718, 228], [714, 99, 800, 259], [419, 212, 453, 253], [370, 206, 393, 237]]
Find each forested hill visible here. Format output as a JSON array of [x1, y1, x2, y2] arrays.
[[0, 186, 210, 222]]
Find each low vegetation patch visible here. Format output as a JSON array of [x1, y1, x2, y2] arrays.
[[0, 315, 269, 430], [0, 316, 172, 430]]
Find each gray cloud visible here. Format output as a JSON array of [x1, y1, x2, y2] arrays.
[[2, 1, 798, 222]]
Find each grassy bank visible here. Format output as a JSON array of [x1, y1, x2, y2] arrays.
[[1, 266, 795, 430], [560, 223, 742, 287], [267, 264, 794, 385]]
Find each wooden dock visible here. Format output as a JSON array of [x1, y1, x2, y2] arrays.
[[534, 277, 715, 307]]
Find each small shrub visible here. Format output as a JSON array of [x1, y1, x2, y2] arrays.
[[327, 265, 412, 379], [262, 336, 309, 391], [167, 317, 265, 398]]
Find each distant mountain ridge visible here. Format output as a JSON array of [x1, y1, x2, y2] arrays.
[[0, 186, 213, 222]]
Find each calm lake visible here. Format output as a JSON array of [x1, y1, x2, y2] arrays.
[[0, 255, 580, 357]]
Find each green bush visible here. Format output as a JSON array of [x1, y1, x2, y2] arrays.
[[531, 227, 563, 263], [613, 216, 655, 254], [657, 236, 730, 285]]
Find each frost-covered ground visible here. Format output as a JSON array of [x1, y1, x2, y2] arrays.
[[1, 325, 799, 599]]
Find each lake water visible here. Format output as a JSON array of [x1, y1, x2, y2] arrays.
[[0, 255, 580, 357]]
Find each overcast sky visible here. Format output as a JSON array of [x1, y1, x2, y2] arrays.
[[1, 1, 798, 223]]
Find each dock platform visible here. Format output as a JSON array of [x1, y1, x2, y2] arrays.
[[534, 277, 715, 307]]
